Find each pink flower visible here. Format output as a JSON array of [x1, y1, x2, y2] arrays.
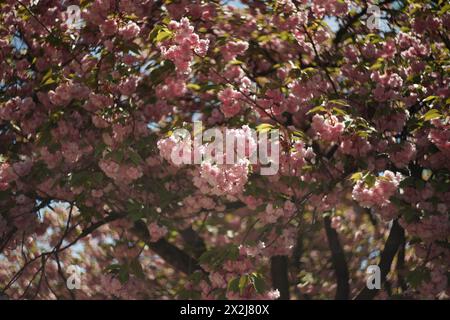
[[88, 93, 113, 110], [0, 163, 15, 191], [352, 171, 403, 219], [311, 114, 344, 142], [209, 272, 227, 289], [218, 87, 243, 118], [62, 142, 81, 163], [119, 22, 140, 40], [99, 159, 120, 179], [197, 159, 249, 196], [222, 41, 249, 62], [100, 19, 118, 37], [125, 166, 143, 181], [118, 76, 139, 96], [12, 159, 32, 177], [156, 77, 187, 99], [340, 135, 371, 157], [148, 222, 168, 242], [390, 142, 416, 168], [160, 18, 209, 73], [266, 289, 280, 300], [91, 189, 103, 198]]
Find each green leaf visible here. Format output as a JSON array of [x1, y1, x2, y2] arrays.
[[364, 174, 376, 188], [406, 268, 430, 288], [256, 123, 275, 133], [350, 172, 363, 182], [40, 68, 54, 85], [118, 267, 129, 284], [291, 130, 307, 141], [129, 150, 143, 165], [329, 99, 349, 107], [226, 245, 240, 261], [148, 25, 162, 42], [129, 259, 145, 280], [229, 60, 244, 65], [124, 42, 141, 55], [306, 105, 326, 115], [422, 109, 441, 121], [332, 107, 347, 116], [187, 83, 201, 91], [251, 274, 266, 294], [227, 277, 240, 293], [70, 171, 89, 187], [94, 142, 107, 158], [155, 29, 172, 42], [238, 275, 248, 294], [149, 60, 175, 85], [105, 263, 121, 273], [42, 77, 56, 86], [422, 95, 438, 103], [92, 172, 104, 184], [109, 150, 124, 163]]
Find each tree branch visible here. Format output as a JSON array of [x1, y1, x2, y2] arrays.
[[324, 216, 350, 300], [180, 226, 206, 259], [270, 255, 290, 300], [354, 219, 405, 300], [132, 220, 205, 276]]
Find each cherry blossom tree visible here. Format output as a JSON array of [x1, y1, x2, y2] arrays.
[[0, 0, 449, 300]]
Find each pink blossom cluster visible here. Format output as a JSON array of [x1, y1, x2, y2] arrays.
[[11, 159, 33, 178], [374, 111, 409, 134], [221, 40, 249, 62], [100, 274, 148, 299], [396, 32, 430, 59], [279, 141, 314, 176], [118, 76, 139, 96], [178, 195, 216, 216], [400, 214, 449, 242], [195, 159, 250, 196], [155, 77, 187, 99], [429, 119, 450, 156], [312, 0, 348, 18], [417, 265, 448, 299], [0, 97, 35, 121], [40, 147, 62, 169], [61, 142, 82, 164], [371, 71, 404, 102], [48, 82, 90, 106], [340, 135, 372, 158], [390, 142, 417, 168], [352, 171, 403, 216], [160, 18, 209, 73], [98, 159, 143, 185], [86, 93, 114, 112], [265, 227, 296, 256], [311, 114, 344, 142], [157, 134, 193, 167], [119, 22, 140, 40], [0, 163, 15, 191], [259, 201, 296, 225], [289, 75, 330, 105], [218, 87, 245, 118], [100, 19, 118, 37], [158, 125, 257, 195], [147, 222, 168, 242], [256, 89, 292, 117], [239, 242, 266, 257], [197, 257, 280, 299]]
